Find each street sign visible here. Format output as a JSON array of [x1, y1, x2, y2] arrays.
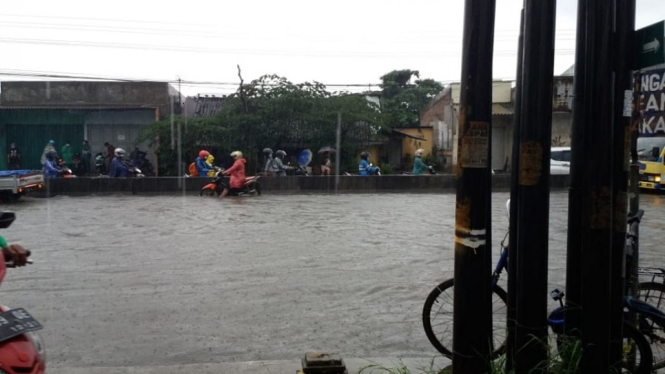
[[639, 68, 665, 134], [635, 21, 665, 70]]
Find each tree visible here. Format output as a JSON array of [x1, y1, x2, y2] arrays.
[[379, 69, 444, 127], [140, 74, 387, 175]]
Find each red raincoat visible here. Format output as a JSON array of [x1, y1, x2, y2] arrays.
[[225, 158, 246, 189]]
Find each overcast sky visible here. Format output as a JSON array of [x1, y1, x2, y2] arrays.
[[1, 0, 664, 96]]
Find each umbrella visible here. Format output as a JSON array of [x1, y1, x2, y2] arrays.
[[318, 146, 336, 154], [298, 149, 313, 167]]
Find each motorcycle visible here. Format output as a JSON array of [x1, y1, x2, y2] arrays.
[[0, 212, 46, 374], [94, 153, 106, 176], [200, 169, 262, 196], [132, 155, 155, 177], [56, 158, 76, 178]]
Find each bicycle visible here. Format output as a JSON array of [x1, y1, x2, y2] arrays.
[[422, 208, 665, 373]]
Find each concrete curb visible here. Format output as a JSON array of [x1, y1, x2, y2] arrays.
[[47, 357, 451, 374], [36, 174, 570, 196]]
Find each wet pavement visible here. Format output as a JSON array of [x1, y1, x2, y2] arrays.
[[0, 191, 663, 371]]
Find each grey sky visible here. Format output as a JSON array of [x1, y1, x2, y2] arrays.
[[0, 0, 663, 96]]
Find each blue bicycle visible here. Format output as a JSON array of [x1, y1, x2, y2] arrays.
[[422, 209, 665, 373]]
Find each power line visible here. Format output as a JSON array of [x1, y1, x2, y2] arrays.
[[0, 19, 577, 43], [0, 37, 575, 58]]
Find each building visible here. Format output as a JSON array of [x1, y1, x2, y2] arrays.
[[0, 81, 180, 170], [421, 69, 574, 172], [182, 95, 225, 118], [421, 81, 514, 172]]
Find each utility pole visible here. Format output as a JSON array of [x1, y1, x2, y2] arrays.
[[564, 0, 587, 340], [452, 0, 496, 372], [505, 3, 525, 371], [567, 1, 621, 370], [510, 1, 557, 372], [610, 0, 636, 365]]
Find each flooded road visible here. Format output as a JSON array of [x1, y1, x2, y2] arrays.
[[1, 191, 664, 369]]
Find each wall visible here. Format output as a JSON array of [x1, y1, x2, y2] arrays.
[[398, 127, 433, 159], [39, 174, 571, 196], [551, 112, 573, 146]]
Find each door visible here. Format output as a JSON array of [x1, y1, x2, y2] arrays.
[[491, 126, 506, 171]]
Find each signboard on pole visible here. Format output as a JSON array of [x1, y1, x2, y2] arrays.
[[635, 21, 665, 70], [639, 68, 665, 134]]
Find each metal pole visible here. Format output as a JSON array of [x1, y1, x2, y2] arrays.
[[170, 97, 175, 150], [506, 4, 525, 370], [564, 0, 588, 340], [335, 112, 341, 194], [578, 1, 616, 370], [609, 0, 636, 367], [452, 0, 496, 372], [177, 118, 182, 188], [512, 1, 557, 372]]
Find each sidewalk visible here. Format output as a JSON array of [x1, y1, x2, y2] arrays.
[[48, 357, 450, 374]]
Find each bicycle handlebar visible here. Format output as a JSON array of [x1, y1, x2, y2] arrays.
[[5, 259, 33, 268]]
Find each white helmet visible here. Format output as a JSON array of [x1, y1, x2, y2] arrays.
[[230, 150, 243, 159], [415, 149, 425, 157], [115, 148, 126, 158]]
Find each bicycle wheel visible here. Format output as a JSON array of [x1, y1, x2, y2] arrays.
[[622, 321, 653, 374], [422, 279, 507, 358], [638, 282, 665, 369]]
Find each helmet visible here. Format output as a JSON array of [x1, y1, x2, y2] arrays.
[[199, 150, 210, 159], [115, 148, 126, 158], [263, 148, 273, 155], [230, 151, 243, 159], [46, 151, 58, 160], [415, 149, 425, 157], [360, 151, 370, 160], [48, 139, 55, 144], [275, 150, 286, 158]]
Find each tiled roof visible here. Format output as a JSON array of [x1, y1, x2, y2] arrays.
[[194, 96, 224, 117]]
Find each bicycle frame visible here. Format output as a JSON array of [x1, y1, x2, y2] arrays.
[[490, 232, 509, 287]]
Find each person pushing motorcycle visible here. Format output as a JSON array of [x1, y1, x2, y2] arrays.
[[220, 151, 247, 198]]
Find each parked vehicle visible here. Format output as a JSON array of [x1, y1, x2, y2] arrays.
[[200, 169, 261, 196], [550, 147, 571, 175], [0, 170, 44, 202], [0, 212, 46, 374], [637, 136, 665, 191]]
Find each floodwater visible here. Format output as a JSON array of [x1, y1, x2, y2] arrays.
[[0, 191, 663, 369]]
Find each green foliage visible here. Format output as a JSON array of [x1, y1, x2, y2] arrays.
[[139, 74, 388, 175], [380, 70, 444, 127], [357, 358, 444, 374], [379, 162, 395, 175]]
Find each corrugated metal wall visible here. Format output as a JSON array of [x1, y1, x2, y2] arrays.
[[0, 109, 85, 170], [85, 110, 156, 164], [0, 109, 156, 170]]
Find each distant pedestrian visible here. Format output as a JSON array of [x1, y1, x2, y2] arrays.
[[61, 140, 74, 168], [7, 142, 20, 170], [81, 140, 91, 174], [320, 152, 331, 176], [40, 140, 56, 165], [104, 142, 115, 171]]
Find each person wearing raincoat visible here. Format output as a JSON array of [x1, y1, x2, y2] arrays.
[[221, 151, 246, 197], [412, 149, 433, 175]]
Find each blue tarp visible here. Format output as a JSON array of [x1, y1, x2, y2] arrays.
[[0, 170, 40, 177]]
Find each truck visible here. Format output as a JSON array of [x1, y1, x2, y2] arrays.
[[637, 68, 665, 191], [0, 170, 45, 201], [637, 137, 665, 190]]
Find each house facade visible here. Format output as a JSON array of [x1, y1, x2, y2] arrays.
[[0, 81, 180, 170], [421, 70, 574, 173]]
